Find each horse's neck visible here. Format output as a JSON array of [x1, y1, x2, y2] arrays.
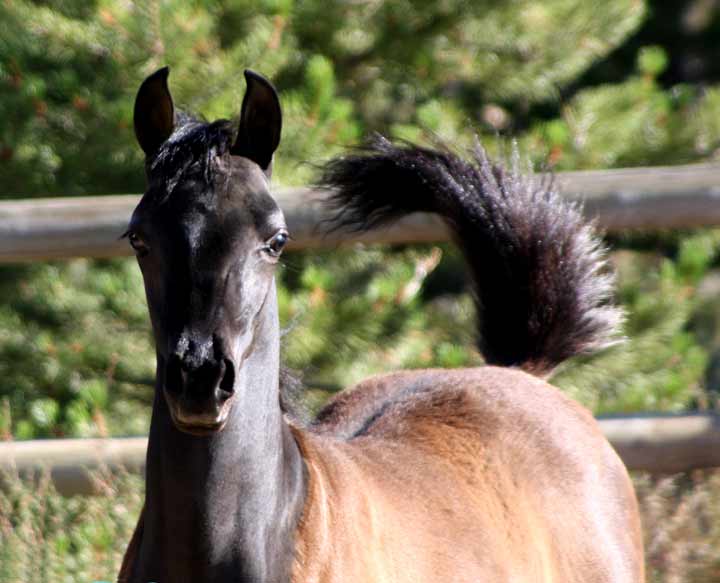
[[137, 302, 306, 582]]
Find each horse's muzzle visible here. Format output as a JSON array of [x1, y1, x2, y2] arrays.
[[163, 352, 236, 435]]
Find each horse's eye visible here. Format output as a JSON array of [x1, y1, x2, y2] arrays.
[[127, 231, 149, 257], [264, 231, 289, 257]]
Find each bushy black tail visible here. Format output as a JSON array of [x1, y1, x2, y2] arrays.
[[318, 135, 622, 376]]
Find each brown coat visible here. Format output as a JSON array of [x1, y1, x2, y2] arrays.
[[292, 368, 643, 582]]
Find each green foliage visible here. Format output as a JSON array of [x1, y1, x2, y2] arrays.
[[0, 470, 142, 582], [637, 45, 669, 77], [2, 0, 720, 438], [0, 1, 145, 196], [637, 471, 720, 582], [280, 246, 478, 389], [0, 260, 153, 438], [524, 52, 720, 169], [554, 240, 715, 412]]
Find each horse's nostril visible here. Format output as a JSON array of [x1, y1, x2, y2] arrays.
[[218, 358, 236, 397], [165, 349, 234, 403]]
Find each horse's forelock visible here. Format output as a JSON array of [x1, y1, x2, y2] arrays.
[[146, 115, 236, 204]]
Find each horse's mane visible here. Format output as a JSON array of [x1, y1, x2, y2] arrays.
[[279, 367, 311, 424], [144, 114, 236, 205]]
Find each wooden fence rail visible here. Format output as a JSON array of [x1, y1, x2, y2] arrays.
[[2, 163, 720, 263], [1, 412, 719, 496], [2, 163, 720, 495]]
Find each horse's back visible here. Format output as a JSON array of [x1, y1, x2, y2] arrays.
[[297, 367, 643, 582]]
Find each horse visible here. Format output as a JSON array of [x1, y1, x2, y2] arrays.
[[119, 67, 644, 582]]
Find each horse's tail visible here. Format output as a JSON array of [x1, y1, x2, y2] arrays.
[[318, 136, 622, 377]]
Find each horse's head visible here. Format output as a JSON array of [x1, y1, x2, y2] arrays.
[[128, 67, 286, 436]]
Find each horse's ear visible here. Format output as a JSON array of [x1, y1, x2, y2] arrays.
[[134, 67, 175, 157], [231, 70, 282, 173]]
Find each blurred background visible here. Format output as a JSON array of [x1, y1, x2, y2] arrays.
[[2, 0, 720, 580]]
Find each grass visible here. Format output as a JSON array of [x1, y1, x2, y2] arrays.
[[1, 467, 720, 581], [0, 468, 142, 582], [638, 471, 720, 582]]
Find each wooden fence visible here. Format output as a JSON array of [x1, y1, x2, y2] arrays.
[[2, 162, 720, 495], [2, 162, 720, 262], [1, 412, 719, 495]]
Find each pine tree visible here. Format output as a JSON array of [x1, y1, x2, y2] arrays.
[[2, 0, 720, 437]]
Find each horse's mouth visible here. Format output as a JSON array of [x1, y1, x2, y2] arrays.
[[173, 417, 228, 436], [164, 387, 234, 436]]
